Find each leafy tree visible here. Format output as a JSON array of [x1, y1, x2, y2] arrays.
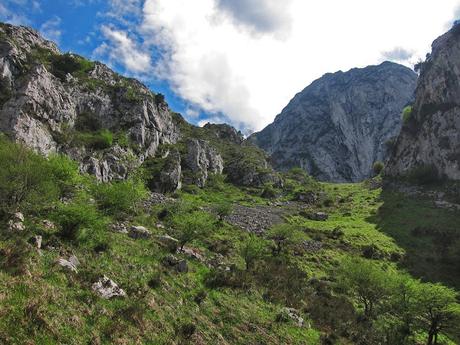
[[373, 161, 384, 176], [93, 178, 148, 218], [213, 202, 233, 223], [52, 200, 100, 241], [267, 223, 298, 256], [0, 135, 58, 216], [336, 257, 393, 319], [240, 235, 265, 270], [413, 283, 460, 345], [172, 211, 214, 250]]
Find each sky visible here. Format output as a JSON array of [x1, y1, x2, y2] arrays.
[[1, 0, 460, 134]]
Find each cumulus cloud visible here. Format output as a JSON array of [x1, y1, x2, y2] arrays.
[[91, 0, 459, 132], [215, 0, 293, 38], [40, 16, 62, 43], [94, 25, 151, 74], [381, 47, 415, 63]]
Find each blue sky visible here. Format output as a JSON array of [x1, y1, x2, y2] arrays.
[[0, 0, 202, 128], [1, 0, 459, 133]]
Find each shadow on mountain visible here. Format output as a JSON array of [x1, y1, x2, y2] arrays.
[[366, 187, 460, 289]]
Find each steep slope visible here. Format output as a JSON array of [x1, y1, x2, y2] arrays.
[[387, 25, 460, 180], [250, 62, 417, 182], [0, 23, 179, 182]]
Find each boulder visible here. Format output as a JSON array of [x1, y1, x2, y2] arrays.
[[162, 254, 188, 273], [29, 235, 42, 249], [128, 226, 151, 239], [156, 234, 179, 251], [92, 276, 126, 299], [58, 255, 80, 273], [277, 308, 306, 328], [308, 212, 329, 221]]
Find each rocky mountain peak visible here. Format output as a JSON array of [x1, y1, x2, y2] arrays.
[[249, 61, 417, 182], [386, 24, 460, 181]]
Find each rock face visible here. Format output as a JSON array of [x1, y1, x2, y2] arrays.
[[250, 62, 417, 182], [184, 139, 224, 187], [0, 23, 179, 181], [386, 25, 460, 180]]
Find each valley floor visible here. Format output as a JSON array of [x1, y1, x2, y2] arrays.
[[1, 179, 459, 344]]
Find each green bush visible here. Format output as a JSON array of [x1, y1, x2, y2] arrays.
[[212, 201, 233, 222], [0, 135, 59, 216], [74, 129, 113, 150], [402, 106, 413, 124], [93, 179, 148, 218], [261, 184, 278, 199], [373, 161, 385, 176], [47, 154, 80, 196], [51, 53, 95, 81], [266, 223, 299, 256], [52, 200, 101, 241], [171, 211, 215, 250]]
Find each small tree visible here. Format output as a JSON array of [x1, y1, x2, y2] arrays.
[[336, 257, 393, 319], [172, 211, 214, 250], [240, 235, 265, 270], [267, 223, 298, 256], [0, 135, 58, 216], [373, 161, 384, 176], [213, 201, 233, 223], [402, 106, 413, 124], [413, 283, 460, 345]]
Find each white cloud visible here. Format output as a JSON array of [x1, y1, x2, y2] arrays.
[[215, 0, 293, 38], [95, 25, 151, 74], [381, 47, 415, 64], [102, 0, 459, 132], [0, 2, 31, 25], [40, 16, 62, 43]]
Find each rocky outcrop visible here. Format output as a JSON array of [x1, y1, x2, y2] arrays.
[[0, 23, 179, 181], [203, 123, 244, 144], [250, 62, 417, 182], [184, 139, 224, 187], [386, 25, 460, 180]]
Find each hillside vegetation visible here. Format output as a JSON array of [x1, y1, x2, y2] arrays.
[[0, 136, 459, 345]]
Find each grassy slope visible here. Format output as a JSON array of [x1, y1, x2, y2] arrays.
[[0, 180, 459, 344]]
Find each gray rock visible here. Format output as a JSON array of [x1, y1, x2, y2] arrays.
[[58, 255, 80, 273], [184, 139, 224, 187], [8, 212, 25, 232], [308, 212, 329, 221], [128, 226, 151, 239], [0, 23, 179, 181], [387, 25, 460, 181], [159, 150, 182, 192], [156, 234, 179, 250], [162, 254, 188, 273], [92, 276, 126, 299], [250, 62, 417, 182], [278, 308, 306, 328], [29, 235, 42, 249], [110, 222, 128, 234]]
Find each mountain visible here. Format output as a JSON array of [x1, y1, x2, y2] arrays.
[[249, 62, 417, 182], [0, 22, 278, 189], [1, 22, 460, 345], [386, 24, 460, 181]]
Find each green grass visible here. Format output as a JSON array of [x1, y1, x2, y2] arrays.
[[1, 140, 459, 344]]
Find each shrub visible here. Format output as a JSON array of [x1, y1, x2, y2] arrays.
[[373, 161, 384, 176], [266, 223, 299, 256], [261, 184, 278, 199], [93, 179, 148, 218], [51, 53, 95, 81], [47, 154, 80, 196], [239, 235, 265, 270], [171, 211, 215, 250], [212, 201, 233, 222], [0, 135, 59, 216], [52, 200, 101, 241], [402, 106, 413, 124]]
